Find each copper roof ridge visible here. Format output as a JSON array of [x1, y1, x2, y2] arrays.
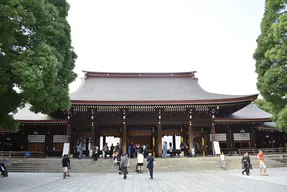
[[83, 71, 197, 78]]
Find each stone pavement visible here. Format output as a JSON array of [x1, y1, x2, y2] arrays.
[[1, 168, 287, 192]]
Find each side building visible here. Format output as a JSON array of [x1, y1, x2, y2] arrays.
[[1, 71, 286, 157]]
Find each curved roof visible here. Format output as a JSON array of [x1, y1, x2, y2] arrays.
[[215, 103, 272, 122], [13, 105, 66, 123], [70, 71, 258, 105]]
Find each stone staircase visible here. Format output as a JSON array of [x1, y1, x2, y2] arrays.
[[4, 155, 287, 173]]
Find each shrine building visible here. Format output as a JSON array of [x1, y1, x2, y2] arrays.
[[1, 71, 286, 157]]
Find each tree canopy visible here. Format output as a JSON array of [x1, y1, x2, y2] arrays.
[[254, 0, 287, 130], [0, 0, 76, 131], [254, 99, 272, 113]]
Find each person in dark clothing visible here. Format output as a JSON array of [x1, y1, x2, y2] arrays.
[[0, 163, 8, 177], [110, 144, 114, 158], [147, 153, 155, 179], [62, 155, 69, 179], [93, 146, 99, 161], [241, 153, 251, 176]]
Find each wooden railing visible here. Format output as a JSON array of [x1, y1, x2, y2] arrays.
[[0, 151, 46, 161], [238, 148, 287, 155]]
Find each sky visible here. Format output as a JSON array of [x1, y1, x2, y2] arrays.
[[67, 0, 265, 96]]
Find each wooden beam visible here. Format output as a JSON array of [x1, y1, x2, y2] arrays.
[[157, 124, 162, 157], [188, 121, 193, 151], [122, 124, 127, 153]]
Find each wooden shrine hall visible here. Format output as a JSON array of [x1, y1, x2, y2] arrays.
[[1, 71, 286, 157]]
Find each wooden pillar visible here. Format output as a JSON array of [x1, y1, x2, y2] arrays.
[[172, 135, 176, 150], [211, 111, 216, 156], [228, 125, 234, 148], [201, 128, 207, 156], [188, 109, 193, 154], [122, 110, 127, 153], [152, 126, 156, 157], [181, 126, 186, 143], [95, 126, 100, 147], [250, 128, 256, 148], [157, 109, 162, 157], [103, 136, 106, 147], [90, 110, 95, 149], [271, 133, 274, 148], [65, 110, 72, 155], [66, 111, 71, 143]]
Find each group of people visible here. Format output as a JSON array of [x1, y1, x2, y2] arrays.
[[128, 143, 147, 158], [240, 150, 267, 176], [117, 152, 155, 180]]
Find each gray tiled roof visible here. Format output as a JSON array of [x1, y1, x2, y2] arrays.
[[263, 122, 277, 128], [70, 77, 256, 102], [225, 103, 272, 119], [13, 104, 55, 121]]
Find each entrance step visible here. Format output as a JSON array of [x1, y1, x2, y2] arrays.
[[4, 155, 287, 173]]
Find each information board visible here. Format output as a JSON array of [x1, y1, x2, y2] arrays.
[[62, 143, 70, 157], [213, 141, 221, 155]]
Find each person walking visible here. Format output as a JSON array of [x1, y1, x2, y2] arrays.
[[241, 153, 251, 176], [147, 153, 155, 179], [257, 150, 267, 176], [120, 153, 129, 179], [62, 155, 69, 179]]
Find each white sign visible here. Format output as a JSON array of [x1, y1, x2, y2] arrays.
[[62, 143, 70, 157], [213, 141, 221, 155]]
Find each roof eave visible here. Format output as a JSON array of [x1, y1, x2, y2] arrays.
[[18, 120, 67, 124], [71, 94, 258, 105], [215, 117, 271, 123]]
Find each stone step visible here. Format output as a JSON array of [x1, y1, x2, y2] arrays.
[[5, 155, 287, 173]]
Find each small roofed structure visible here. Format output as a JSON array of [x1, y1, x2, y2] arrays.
[[12, 105, 66, 123], [215, 103, 272, 123]]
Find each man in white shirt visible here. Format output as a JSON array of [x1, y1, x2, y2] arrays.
[[136, 152, 144, 173]]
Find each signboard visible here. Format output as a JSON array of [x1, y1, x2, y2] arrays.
[[213, 141, 221, 155], [62, 143, 70, 157]]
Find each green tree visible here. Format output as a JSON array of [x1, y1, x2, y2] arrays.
[[254, 0, 287, 130], [254, 99, 272, 113], [0, 0, 76, 131]]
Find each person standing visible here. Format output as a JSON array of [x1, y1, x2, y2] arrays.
[[77, 143, 83, 159], [162, 142, 168, 158], [93, 145, 99, 161], [169, 142, 173, 157], [110, 144, 114, 158], [220, 153, 226, 169], [257, 150, 267, 176], [120, 153, 129, 179], [147, 153, 155, 179]]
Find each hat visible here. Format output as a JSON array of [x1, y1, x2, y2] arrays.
[[148, 153, 152, 156]]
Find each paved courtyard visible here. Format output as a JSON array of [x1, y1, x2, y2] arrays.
[[1, 168, 287, 192]]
